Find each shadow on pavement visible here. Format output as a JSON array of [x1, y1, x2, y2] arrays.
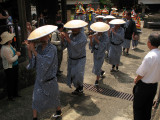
[[99, 77, 115, 90], [152, 29, 160, 31], [133, 48, 145, 53], [124, 54, 141, 59], [40, 91, 100, 119], [138, 41, 146, 45], [104, 56, 124, 66], [110, 71, 133, 83]]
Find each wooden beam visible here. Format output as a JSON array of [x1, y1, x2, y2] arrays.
[[17, 0, 27, 41]]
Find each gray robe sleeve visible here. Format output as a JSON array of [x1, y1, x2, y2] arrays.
[[27, 55, 36, 69], [69, 39, 86, 53], [28, 46, 57, 79], [115, 28, 124, 41], [36, 48, 57, 80], [95, 34, 107, 59]]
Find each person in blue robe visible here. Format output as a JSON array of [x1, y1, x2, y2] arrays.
[[89, 32, 108, 85], [61, 27, 87, 95], [108, 24, 124, 72], [27, 33, 61, 120]]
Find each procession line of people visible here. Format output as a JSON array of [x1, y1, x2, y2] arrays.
[[1, 6, 160, 120]]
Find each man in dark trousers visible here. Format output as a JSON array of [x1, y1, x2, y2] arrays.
[[51, 23, 64, 76], [133, 33, 160, 120], [123, 11, 136, 55]]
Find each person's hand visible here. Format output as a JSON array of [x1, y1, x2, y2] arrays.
[[93, 34, 97, 39], [16, 51, 21, 56], [23, 40, 29, 45], [134, 78, 138, 84], [64, 33, 70, 39], [89, 35, 93, 40], [111, 28, 115, 33], [28, 42, 35, 51], [108, 29, 111, 37], [60, 32, 65, 39]]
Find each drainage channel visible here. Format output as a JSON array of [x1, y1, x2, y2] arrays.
[[83, 83, 133, 101], [58, 78, 133, 101]]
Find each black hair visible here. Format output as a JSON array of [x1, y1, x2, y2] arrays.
[[126, 12, 131, 17], [57, 23, 64, 30], [148, 33, 160, 47], [3, 41, 9, 45]]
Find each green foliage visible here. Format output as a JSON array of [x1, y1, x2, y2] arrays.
[[99, 0, 113, 9]]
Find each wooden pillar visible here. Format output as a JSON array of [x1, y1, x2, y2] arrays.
[[17, 0, 27, 58], [25, 0, 32, 22], [17, 0, 27, 41]]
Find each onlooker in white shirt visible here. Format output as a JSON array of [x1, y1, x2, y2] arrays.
[[133, 33, 160, 120]]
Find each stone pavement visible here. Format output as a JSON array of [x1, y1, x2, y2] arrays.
[[0, 27, 160, 120]]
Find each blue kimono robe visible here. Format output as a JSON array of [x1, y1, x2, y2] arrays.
[[28, 42, 60, 112], [108, 27, 124, 65], [104, 31, 110, 52], [90, 33, 108, 76], [64, 31, 87, 88]]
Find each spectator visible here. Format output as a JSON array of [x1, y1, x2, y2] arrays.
[[123, 11, 137, 55], [5, 10, 14, 33], [0, 5, 9, 35], [26, 22, 32, 37], [51, 23, 64, 76], [86, 10, 95, 34], [0, 31, 21, 101], [133, 33, 160, 120], [37, 13, 45, 27], [31, 20, 37, 31], [56, 10, 62, 24]]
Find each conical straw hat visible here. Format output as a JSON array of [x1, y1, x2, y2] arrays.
[[95, 15, 104, 19], [104, 15, 116, 19], [109, 19, 126, 25], [64, 20, 88, 29], [90, 22, 110, 32], [27, 25, 57, 41], [111, 8, 118, 11]]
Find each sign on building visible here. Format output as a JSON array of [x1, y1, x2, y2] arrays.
[[138, 0, 160, 4]]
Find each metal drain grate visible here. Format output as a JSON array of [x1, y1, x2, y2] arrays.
[[83, 83, 133, 101], [58, 78, 133, 101]]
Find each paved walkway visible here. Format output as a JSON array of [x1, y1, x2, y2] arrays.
[[0, 27, 160, 120]]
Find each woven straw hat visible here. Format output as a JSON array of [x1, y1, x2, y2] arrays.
[[95, 15, 104, 19], [27, 25, 57, 41], [111, 8, 118, 11], [32, 20, 37, 25], [0, 31, 15, 45], [104, 15, 116, 19], [90, 22, 110, 32], [109, 19, 126, 25], [64, 20, 88, 29]]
